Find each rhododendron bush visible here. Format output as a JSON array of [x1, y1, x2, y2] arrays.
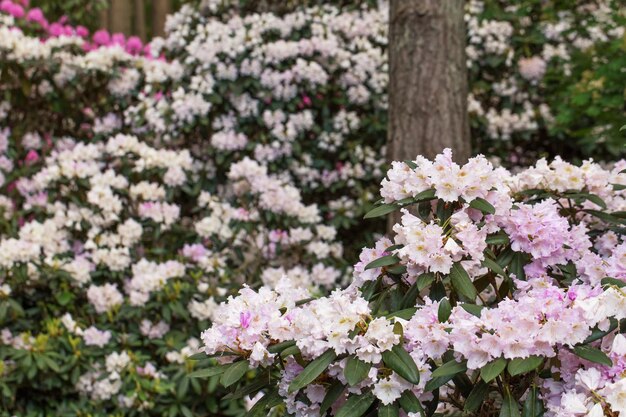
[[1, 0, 625, 416], [197, 150, 626, 416]]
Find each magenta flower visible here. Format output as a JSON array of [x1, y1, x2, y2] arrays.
[[92, 29, 110, 46], [24, 150, 39, 165], [25, 7, 44, 24], [126, 36, 143, 54]]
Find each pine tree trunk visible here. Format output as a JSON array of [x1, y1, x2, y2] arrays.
[[110, 0, 133, 35], [99, 2, 110, 31], [133, 0, 146, 40], [152, 0, 171, 38], [387, 0, 470, 164]]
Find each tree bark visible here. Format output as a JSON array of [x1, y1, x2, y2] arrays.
[[110, 0, 133, 35], [133, 0, 146, 41], [152, 0, 171, 38], [99, 2, 110, 31], [387, 0, 470, 164]]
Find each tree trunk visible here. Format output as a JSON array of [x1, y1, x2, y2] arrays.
[[110, 0, 133, 35], [387, 0, 470, 164], [99, 2, 110, 31], [133, 0, 146, 41], [152, 0, 171, 38]]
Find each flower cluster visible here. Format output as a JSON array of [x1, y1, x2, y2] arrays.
[[199, 150, 626, 416]]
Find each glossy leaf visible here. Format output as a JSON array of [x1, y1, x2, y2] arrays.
[[289, 349, 337, 393], [382, 345, 420, 385]]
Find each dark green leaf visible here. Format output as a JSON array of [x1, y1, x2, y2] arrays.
[[365, 255, 400, 271], [486, 233, 510, 245], [364, 204, 399, 219], [320, 381, 345, 415], [508, 356, 543, 377], [460, 304, 484, 318], [268, 341, 296, 354], [398, 391, 424, 414], [449, 263, 478, 301], [382, 345, 420, 384], [567, 193, 607, 209], [289, 349, 337, 393], [416, 273, 435, 292], [464, 381, 489, 413], [522, 386, 545, 417], [378, 404, 399, 417], [482, 257, 508, 278], [345, 356, 372, 386], [385, 308, 417, 320], [437, 298, 452, 323], [469, 197, 496, 215], [601, 277, 625, 288], [414, 188, 437, 202], [335, 392, 376, 417], [572, 346, 612, 366], [500, 387, 521, 417], [480, 358, 507, 382], [220, 360, 249, 388], [188, 365, 228, 379], [430, 359, 467, 379]]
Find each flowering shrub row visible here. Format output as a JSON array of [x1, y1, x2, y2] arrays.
[[0, 0, 625, 415], [2, 0, 624, 249], [198, 150, 626, 416]]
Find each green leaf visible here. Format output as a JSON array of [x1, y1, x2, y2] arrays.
[[460, 304, 484, 318], [572, 346, 612, 366], [246, 390, 282, 417], [401, 282, 420, 309], [378, 404, 400, 417], [522, 386, 545, 417], [288, 349, 337, 393], [469, 197, 496, 215], [464, 380, 489, 413], [398, 391, 424, 414], [508, 356, 543, 377], [486, 232, 510, 245], [567, 193, 607, 209], [500, 387, 521, 417], [381, 345, 420, 384], [430, 359, 467, 379], [480, 358, 507, 382], [186, 352, 208, 361], [365, 255, 401, 271], [344, 356, 372, 386], [584, 209, 625, 225], [320, 381, 345, 415], [222, 373, 268, 400], [416, 272, 435, 291], [385, 308, 417, 320], [437, 298, 452, 323], [188, 365, 228, 378], [482, 256, 508, 278], [180, 405, 194, 417], [220, 360, 249, 388], [364, 204, 399, 219], [414, 188, 437, 202], [55, 291, 72, 306], [424, 375, 454, 392], [449, 263, 478, 301], [268, 341, 296, 354], [335, 392, 376, 417], [601, 277, 625, 288]]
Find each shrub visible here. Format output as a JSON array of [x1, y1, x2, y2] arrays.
[[197, 149, 626, 416]]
